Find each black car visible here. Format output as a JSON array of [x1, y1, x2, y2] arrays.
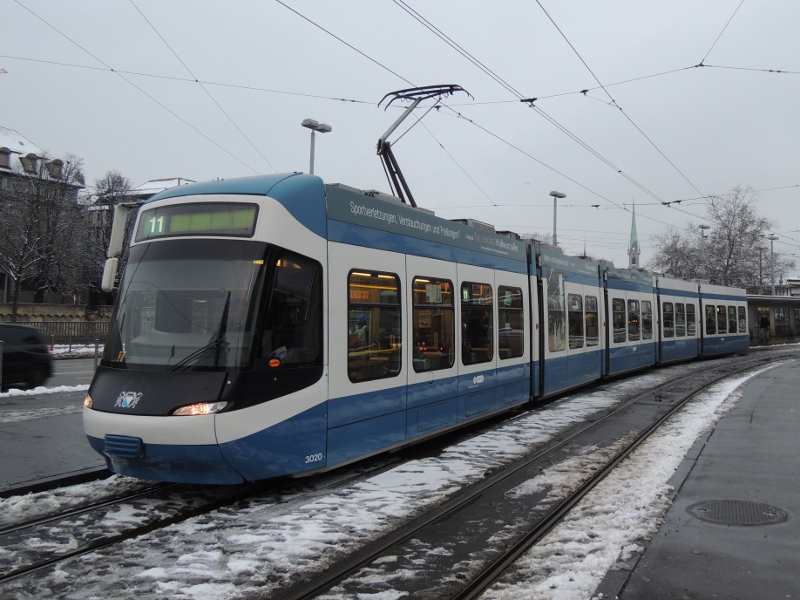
[[0, 324, 53, 389]]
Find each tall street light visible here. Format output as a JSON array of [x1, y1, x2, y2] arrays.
[[768, 234, 779, 295], [699, 224, 710, 278], [301, 118, 332, 175], [549, 190, 566, 247]]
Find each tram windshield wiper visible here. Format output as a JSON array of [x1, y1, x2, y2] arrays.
[[168, 291, 231, 372]]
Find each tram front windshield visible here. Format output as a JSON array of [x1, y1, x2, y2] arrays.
[[103, 239, 267, 371]]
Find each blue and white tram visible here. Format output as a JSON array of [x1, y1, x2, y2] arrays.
[[83, 173, 748, 484], [604, 266, 658, 376], [699, 282, 749, 356], [539, 248, 604, 395], [656, 275, 701, 363]]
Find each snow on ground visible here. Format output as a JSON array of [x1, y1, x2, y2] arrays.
[[49, 344, 103, 359], [483, 365, 779, 599], [0, 363, 777, 600], [0, 396, 86, 423], [0, 476, 154, 528]]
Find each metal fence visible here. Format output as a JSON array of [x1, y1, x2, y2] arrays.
[[16, 321, 109, 347]]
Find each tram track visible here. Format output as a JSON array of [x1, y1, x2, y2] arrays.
[[0, 447, 407, 588], [0, 481, 181, 538], [0, 468, 111, 500], [271, 352, 791, 599], [0, 351, 792, 598], [0, 481, 255, 585]]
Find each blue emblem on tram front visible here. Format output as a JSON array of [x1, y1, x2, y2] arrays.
[[115, 391, 143, 409]]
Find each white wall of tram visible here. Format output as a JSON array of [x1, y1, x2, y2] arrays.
[[327, 243, 531, 401]]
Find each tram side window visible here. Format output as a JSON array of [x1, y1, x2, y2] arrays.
[[628, 299, 640, 341], [347, 270, 401, 382], [705, 305, 716, 334], [261, 253, 322, 367], [728, 305, 737, 333], [462, 282, 494, 365], [716, 305, 727, 334], [498, 286, 524, 359], [662, 302, 674, 338], [686, 304, 696, 336], [568, 294, 584, 349], [675, 303, 686, 337], [547, 271, 566, 352], [642, 300, 653, 340], [738, 306, 747, 333], [612, 298, 626, 343], [412, 277, 455, 372], [585, 295, 599, 346]]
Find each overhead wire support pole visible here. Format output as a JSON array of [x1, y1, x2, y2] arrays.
[[377, 84, 471, 207]]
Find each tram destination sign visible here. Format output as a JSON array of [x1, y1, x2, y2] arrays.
[[135, 202, 259, 241]]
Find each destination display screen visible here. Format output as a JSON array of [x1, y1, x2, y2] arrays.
[[135, 203, 259, 241]]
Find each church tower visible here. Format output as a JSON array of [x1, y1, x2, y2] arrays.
[[628, 204, 641, 269]]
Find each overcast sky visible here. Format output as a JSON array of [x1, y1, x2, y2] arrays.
[[2, 1, 799, 269]]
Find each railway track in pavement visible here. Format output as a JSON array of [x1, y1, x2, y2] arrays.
[[0, 451, 405, 589], [0, 349, 793, 597], [273, 352, 793, 599]]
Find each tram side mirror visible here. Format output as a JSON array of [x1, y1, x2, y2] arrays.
[[107, 204, 131, 259], [101, 257, 119, 292]]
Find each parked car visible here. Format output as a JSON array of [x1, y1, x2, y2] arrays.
[[0, 324, 53, 389]]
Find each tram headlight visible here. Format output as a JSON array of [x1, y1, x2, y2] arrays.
[[84, 394, 93, 409], [172, 401, 228, 416]]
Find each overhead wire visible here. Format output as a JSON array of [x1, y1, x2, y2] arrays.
[[419, 121, 497, 206], [391, 0, 526, 98], [533, 0, 711, 203], [14, 0, 645, 257], [699, 0, 746, 65], [11, 0, 784, 242], [274, 0, 414, 87], [388, 0, 713, 222], [0, 53, 377, 105], [12, 0, 261, 175], [128, 0, 278, 172], [273, 2, 710, 235]]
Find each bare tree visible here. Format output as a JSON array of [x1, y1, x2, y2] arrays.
[[0, 193, 41, 321], [0, 153, 85, 320], [82, 170, 134, 308], [648, 228, 700, 280], [647, 186, 794, 293]]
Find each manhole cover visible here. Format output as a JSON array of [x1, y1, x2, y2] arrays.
[[687, 500, 788, 526]]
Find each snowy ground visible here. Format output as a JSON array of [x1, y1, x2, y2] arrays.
[[49, 344, 103, 360], [0, 361, 780, 600]]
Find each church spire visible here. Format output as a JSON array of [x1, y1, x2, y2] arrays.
[[628, 203, 641, 269]]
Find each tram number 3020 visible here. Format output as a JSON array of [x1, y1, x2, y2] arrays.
[[305, 453, 325, 464]]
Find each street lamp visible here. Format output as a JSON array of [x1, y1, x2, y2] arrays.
[[768, 234, 779, 295], [549, 190, 566, 247], [699, 225, 710, 278], [301, 118, 332, 175]]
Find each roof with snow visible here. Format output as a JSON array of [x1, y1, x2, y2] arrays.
[[130, 178, 195, 197], [0, 125, 43, 156]]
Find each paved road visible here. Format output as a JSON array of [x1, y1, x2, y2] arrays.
[[50, 357, 97, 388], [0, 358, 106, 492]]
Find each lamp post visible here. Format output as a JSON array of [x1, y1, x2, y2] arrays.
[[768, 234, 779, 295], [699, 225, 710, 278], [549, 190, 566, 247], [301, 118, 332, 175]]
